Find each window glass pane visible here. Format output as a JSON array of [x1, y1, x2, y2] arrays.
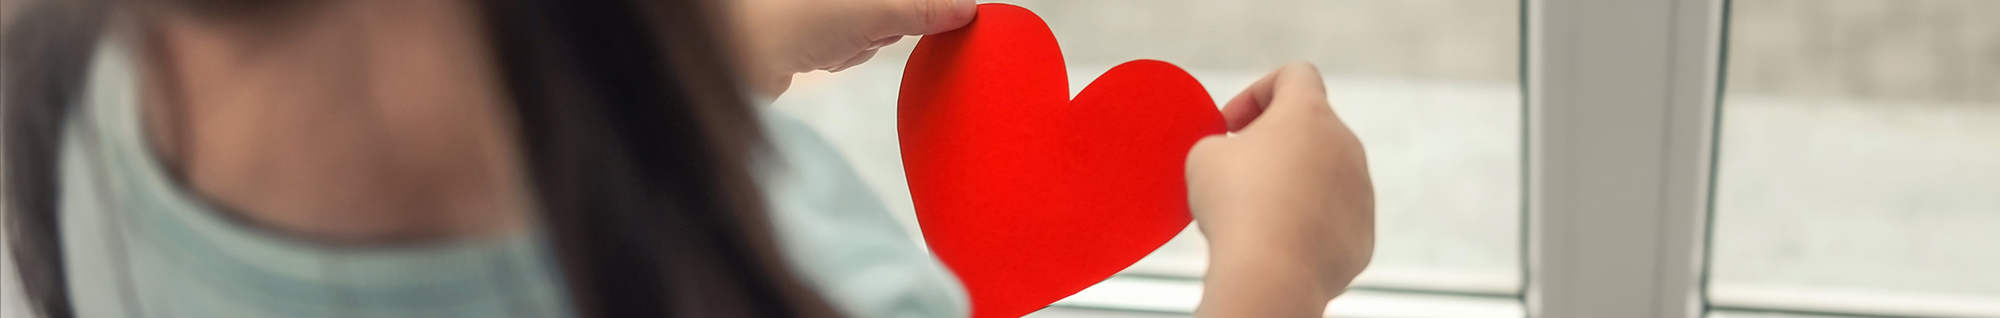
[[1711, 0, 2000, 315], [770, 0, 1523, 295]]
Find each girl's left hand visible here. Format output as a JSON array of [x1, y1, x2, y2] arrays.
[[728, 0, 977, 97]]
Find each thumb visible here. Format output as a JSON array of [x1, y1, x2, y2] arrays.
[[872, 0, 978, 36]]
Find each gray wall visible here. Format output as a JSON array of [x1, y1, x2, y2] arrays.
[[1729, 0, 2000, 104]]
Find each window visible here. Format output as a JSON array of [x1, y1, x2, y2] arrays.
[[1708, 1, 2000, 317], [770, 0, 1997, 317]]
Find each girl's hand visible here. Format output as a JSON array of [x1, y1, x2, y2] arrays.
[[1186, 63, 1376, 317], [727, 0, 976, 96]]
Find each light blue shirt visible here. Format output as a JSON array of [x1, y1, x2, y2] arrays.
[[58, 38, 966, 318]]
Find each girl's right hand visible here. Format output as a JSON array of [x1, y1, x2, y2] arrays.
[[1185, 62, 1376, 317], [726, 0, 976, 97]]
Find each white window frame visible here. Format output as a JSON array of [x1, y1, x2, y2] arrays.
[[1523, 0, 1723, 317]]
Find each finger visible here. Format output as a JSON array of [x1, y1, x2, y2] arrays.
[[1220, 69, 1282, 131], [872, 0, 977, 36], [1263, 62, 1329, 116], [1222, 62, 1330, 132], [868, 36, 904, 50], [825, 49, 881, 72], [825, 37, 900, 71], [755, 74, 795, 98]]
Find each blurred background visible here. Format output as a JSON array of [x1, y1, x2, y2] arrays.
[[766, 0, 1999, 317], [3, 0, 1995, 317], [1710, 1, 2000, 317]]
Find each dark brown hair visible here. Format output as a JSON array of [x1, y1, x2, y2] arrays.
[[2, 0, 839, 317]]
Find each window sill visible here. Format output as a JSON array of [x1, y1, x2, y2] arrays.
[[1040, 275, 1525, 318], [1709, 283, 2000, 318]]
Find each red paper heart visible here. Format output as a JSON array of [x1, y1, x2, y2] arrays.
[[898, 4, 1226, 317]]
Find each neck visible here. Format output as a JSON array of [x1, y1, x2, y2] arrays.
[[135, 0, 532, 245]]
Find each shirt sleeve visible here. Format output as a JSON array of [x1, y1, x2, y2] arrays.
[[758, 112, 971, 318]]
